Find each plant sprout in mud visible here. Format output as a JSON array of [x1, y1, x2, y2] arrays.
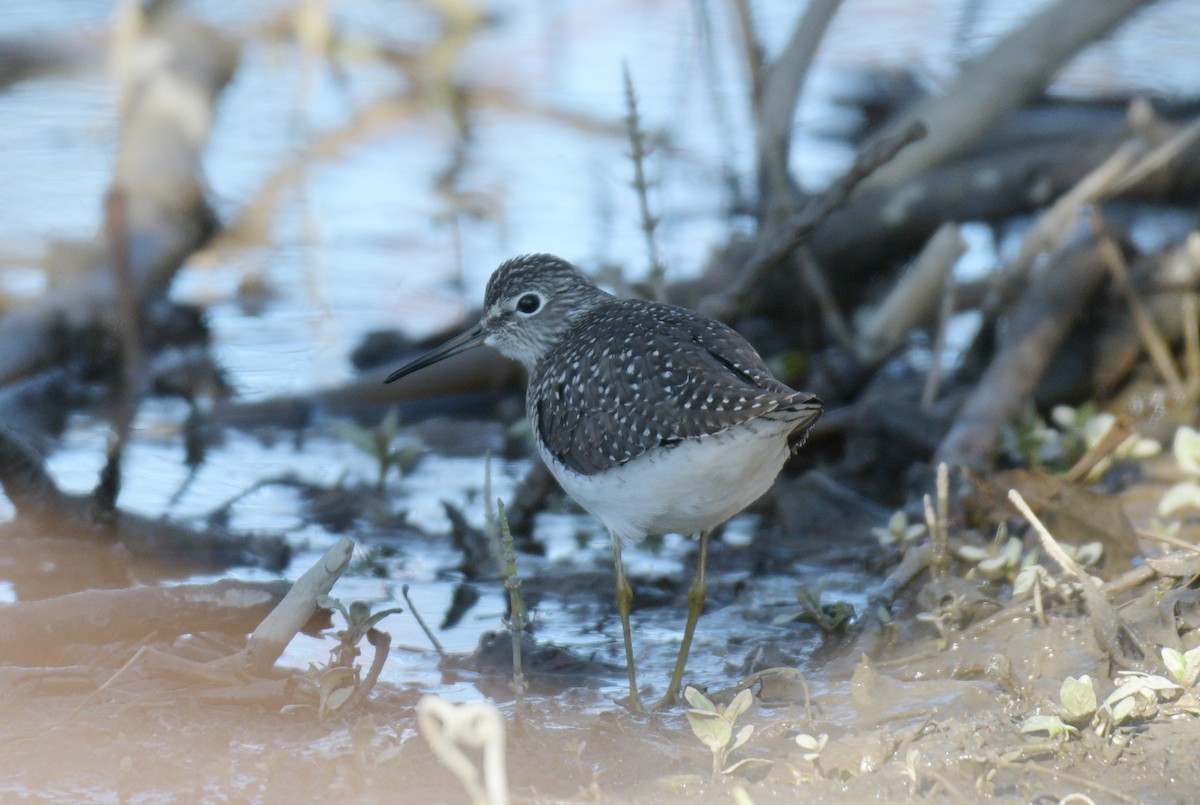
[[684, 687, 767, 782], [1020, 646, 1200, 743], [284, 596, 404, 721]]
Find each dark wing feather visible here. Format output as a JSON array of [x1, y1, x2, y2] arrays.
[[531, 299, 821, 475]]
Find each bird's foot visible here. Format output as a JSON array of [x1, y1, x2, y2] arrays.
[[618, 688, 646, 713], [648, 687, 681, 711]]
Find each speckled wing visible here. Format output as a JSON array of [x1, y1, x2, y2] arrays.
[[530, 299, 822, 476]]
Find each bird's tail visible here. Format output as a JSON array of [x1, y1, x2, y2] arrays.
[[784, 393, 823, 454]]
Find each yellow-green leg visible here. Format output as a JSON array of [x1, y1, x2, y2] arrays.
[[653, 530, 710, 710], [611, 533, 644, 712]]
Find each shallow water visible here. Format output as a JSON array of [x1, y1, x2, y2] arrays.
[[1, 0, 1198, 702]]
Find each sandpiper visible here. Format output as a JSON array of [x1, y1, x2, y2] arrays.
[[386, 254, 821, 710]]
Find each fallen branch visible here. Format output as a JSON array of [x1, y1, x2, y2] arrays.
[[236, 535, 354, 675], [862, 0, 1155, 188], [935, 239, 1109, 470], [0, 6, 237, 386], [702, 120, 927, 321]]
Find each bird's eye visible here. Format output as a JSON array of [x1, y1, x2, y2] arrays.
[[516, 293, 541, 314]]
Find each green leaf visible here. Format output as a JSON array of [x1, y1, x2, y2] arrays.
[[1183, 646, 1200, 688], [1159, 481, 1200, 517], [316, 595, 348, 618], [348, 600, 372, 627], [1020, 715, 1076, 739], [722, 757, 774, 778], [324, 684, 355, 715], [730, 724, 754, 752], [725, 689, 753, 722], [364, 606, 405, 630], [684, 686, 716, 712], [685, 710, 732, 751], [1060, 675, 1097, 718], [379, 408, 402, 441], [1174, 426, 1200, 476], [331, 420, 378, 456], [1109, 696, 1135, 725], [1163, 647, 1187, 685], [795, 733, 824, 752]]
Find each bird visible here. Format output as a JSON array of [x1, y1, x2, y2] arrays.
[[385, 254, 822, 710]]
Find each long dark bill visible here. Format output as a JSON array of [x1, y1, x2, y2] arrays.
[[384, 322, 487, 384]]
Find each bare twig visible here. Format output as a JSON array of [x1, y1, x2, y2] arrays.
[[797, 248, 853, 349], [936, 240, 1108, 470], [1063, 414, 1135, 483], [1184, 293, 1200, 390], [863, 0, 1153, 188], [1008, 489, 1144, 663], [857, 222, 965, 366], [754, 0, 839, 204], [1105, 111, 1200, 197], [1137, 528, 1200, 555], [237, 536, 355, 675], [990, 139, 1144, 310], [402, 583, 446, 658], [921, 269, 958, 409], [729, 0, 764, 104], [1090, 208, 1185, 396], [622, 62, 665, 299], [702, 121, 927, 320]]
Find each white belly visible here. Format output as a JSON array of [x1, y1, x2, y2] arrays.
[[539, 418, 793, 543]]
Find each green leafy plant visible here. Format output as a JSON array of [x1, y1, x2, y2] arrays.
[[285, 596, 403, 721], [1002, 405, 1064, 468], [794, 732, 828, 779], [788, 585, 855, 634], [1095, 671, 1182, 736], [871, 510, 927, 550], [684, 687, 762, 781], [332, 408, 422, 490], [1162, 645, 1200, 688], [320, 595, 405, 668], [1019, 674, 1096, 742]]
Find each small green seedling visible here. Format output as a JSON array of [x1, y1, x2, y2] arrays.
[[1095, 671, 1182, 736], [794, 732, 828, 779], [684, 687, 762, 782], [319, 595, 405, 668], [332, 408, 422, 490], [1019, 675, 1096, 742], [789, 586, 855, 634], [1162, 645, 1200, 688], [285, 596, 403, 721], [871, 510, 927, 550]]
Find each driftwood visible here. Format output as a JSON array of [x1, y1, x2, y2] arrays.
[[855, 223, 966, 366], [0, 5, 237, 387], [935, 239, 1110, 470], [0, 579, 291, 665], [863, 0, 1155, 188]]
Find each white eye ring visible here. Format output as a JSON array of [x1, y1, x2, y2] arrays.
[[515, 292, 542, 315]]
